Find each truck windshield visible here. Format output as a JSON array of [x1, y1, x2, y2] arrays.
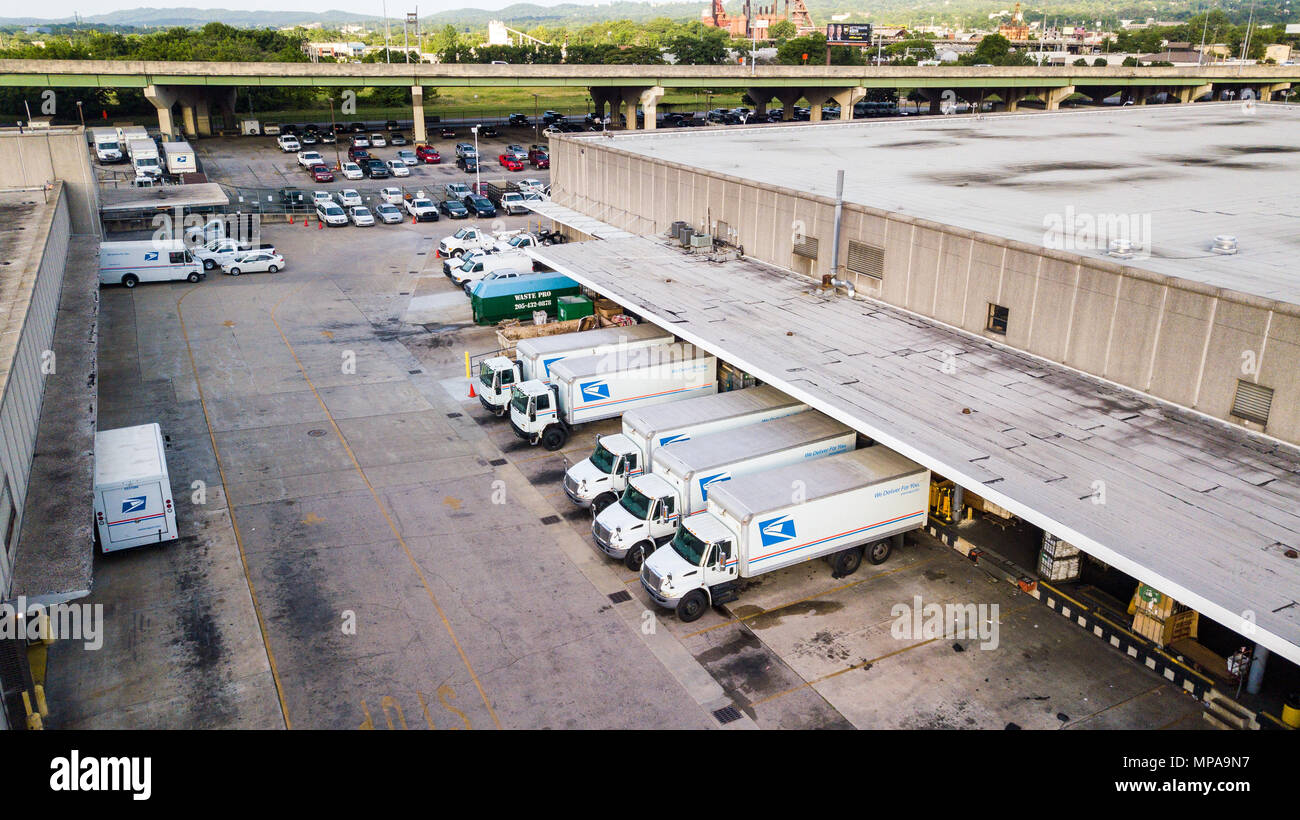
[[101, 141, 119, 150], [590, 442, 618, 474], [454, 228, 471, 239], [511, 387, 530, 416], [138, 158, 159, 167], [479, 361, 496, 388], [620, 485, 654, 520], [671, 527, 709, 566]]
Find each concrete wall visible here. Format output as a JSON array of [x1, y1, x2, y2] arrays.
[[0, 187, 70, 598], [0, 127, 101, 237], [550, 136, 1300, 446]]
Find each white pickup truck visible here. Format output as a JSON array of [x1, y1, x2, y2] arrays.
[[405, 196, 440, 222], [192, 237, 276, 271], [297, 150, 326, 168], [439, 227, 544, 259]]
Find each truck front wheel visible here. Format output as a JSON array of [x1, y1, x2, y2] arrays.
[[592, 493, 616, 515], [831, 546, 863, 578], [203, 258, 216, 270], [867, 538, 892, 565], [624, 541, 653, 572], [541, 425, 568, 451], [676, 589, 709, 623], [187, 271, 202, 283]]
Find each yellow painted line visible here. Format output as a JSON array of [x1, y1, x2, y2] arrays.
[[176, 284, 292, 729], [1037, 581, 1091, 613], [1068, 683, 1167, 728], [271, 284, 502, 730], [683, 554, 942, 638]]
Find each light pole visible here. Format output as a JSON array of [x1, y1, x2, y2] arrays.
[[532, 92, 539, 143], [328, 96, 341, 168], [75, 100, 84, 131], [470, 124, 480, 194]]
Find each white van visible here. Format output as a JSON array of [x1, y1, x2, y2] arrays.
[[449, 251, 533, 288], [89, 127, 124, 163], [93, 423, 178, 552], [127, 138, 162, 179], [98, 240, 204, 288]]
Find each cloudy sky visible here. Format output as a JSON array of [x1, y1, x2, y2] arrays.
[[22, 1, 628, 20]]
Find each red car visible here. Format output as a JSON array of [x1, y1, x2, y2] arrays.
[[530, 154, 550, 169], [415, 144, 441, 164], [311, 165, 335, 182], [347, 146, 370, 163], [498, 154, 524, 171]]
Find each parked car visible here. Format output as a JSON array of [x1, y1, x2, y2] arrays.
[[390, 132, 408, 146], [481, 125, 500, 138], [405, 196, 440, 222], [347, 146, 370, 163], [528, 146, 549, 168], [383, 159, 410, 177], [499, 154, 524, 171], [463, 194, 496, 218], [350, 206, 376, 227], [300, 132, 318, 145], [415, 144, 441, 164], [499, 191, 529, 215], [505, 144, 528, 160], [297, 150, 326, 168], [319, 131, 336, 144], [456, 155, 479, 172], [312, 190, 334, 207], [375, 202, 404, 224], [316, 202, 348, 226], [440, 127, 456, 138], [455, 142, 477, 158], [439, 199, 470, 219], [395, 148, 418, 166], [262, 122, 282, 136], [365, 159, 390, 178], [369, 132, 386, 147], [340, 161, 364, 180], [517, 178, 546, 195], [311, 165, 335, 183], [380, 186, 405, 205], [336, 189, 363, 208], [222, 250, 284, 275], [352, 135, 371, 148], [277, 134, 300, 152], [385, 120, 399, 131], [508, 113, 529, 126], [444, 182, 472, 200], [350, 122, 366, 133]]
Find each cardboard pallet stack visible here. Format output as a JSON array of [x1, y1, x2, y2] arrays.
[[1038, 533, 1081, 581], [1128, 584, 1198, 648]]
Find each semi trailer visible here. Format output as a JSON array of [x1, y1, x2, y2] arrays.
[[594, 412, 857, 570], [563, 385, 808, 513], [477, 324, 675, 417], [509, 343, 717, 450], [642, 446, 930, 621]]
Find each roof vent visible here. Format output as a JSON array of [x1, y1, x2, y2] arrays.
[[1211, 235, 1239, 255], [1107, 238, 1134, 260]]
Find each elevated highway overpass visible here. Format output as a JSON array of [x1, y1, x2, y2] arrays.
[[2, 59, 1296, 141]]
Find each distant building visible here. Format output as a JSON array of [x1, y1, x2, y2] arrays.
[[702, 0, 816, 38], [997, 3, 1029, 40], [303, 42, 367, 61]]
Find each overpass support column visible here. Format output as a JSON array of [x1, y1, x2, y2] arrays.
[[1043, 85, 1075, 111], [1177, 83, 1213, 103], [619, 88, 641, 131], [776, 88, 803, 121], [830, 87, 865, 120], [746, 88, 772, 120], [588, 87, 617, 125], [1002, 87, 1026, 113], [411, 85, 426, 143], [179, 103, 198, 139], [639, 86, 664, 130], [143, 84, 179, 141], [1261, 82, 1291, 101], [192, 94, 212, 137], [809, 100, 823, 122]]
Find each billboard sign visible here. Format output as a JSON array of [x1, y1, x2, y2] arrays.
[[827, 23, 874, 45]]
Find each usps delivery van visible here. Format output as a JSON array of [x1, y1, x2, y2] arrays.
[[99, 240, 203, 288], [93, 424, 179, 552]]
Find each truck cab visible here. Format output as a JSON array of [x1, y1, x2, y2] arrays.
[[477, 356, 521, 416], [509, 380, 562, 448], [641, 514, 738, 621], [591, 473, 677, 568], [563, 434, 642, 512]]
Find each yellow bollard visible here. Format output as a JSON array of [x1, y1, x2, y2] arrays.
[[35, 684, 48, 717], [464, 350, 471, 380]]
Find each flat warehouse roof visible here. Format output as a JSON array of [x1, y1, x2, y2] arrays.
[[530, 236, 1300, 664], [608, 104, 1300, 307]]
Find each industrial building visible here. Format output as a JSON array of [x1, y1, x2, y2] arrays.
[[0, 128, 99, 730], [532, 103, 1300, 725]]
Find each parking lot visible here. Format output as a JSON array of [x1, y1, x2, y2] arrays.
[[45, 215, 1209, 730]]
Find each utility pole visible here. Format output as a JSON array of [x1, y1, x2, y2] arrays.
[[383, 0, 391, 63]]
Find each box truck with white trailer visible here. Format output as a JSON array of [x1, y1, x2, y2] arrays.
[[98, 240, 203, 288], [93, 423, 179, 552], [594, 412, 857, 570], [509, 343, 717, 451], [127, 138, 162, 179], [477, 324, 675, 417], [89, 127, 124, 163], [641, 447, 930, 621], [161, 140, 196, 176], [563, 385, 808, 513]]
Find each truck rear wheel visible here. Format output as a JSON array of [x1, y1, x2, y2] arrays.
[[676, 589, 709, 623], [867, 538, 892, 565], [831, 546, 863, 578], [122, 274, 138, 288], [541, 426, 568, 451], [624, 541, 652, 572]]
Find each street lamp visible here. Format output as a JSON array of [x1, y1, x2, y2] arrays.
[[532, 92, 540, 143], [470, 124, 480, 194], [328, 96, 341, 169], [75, 100, 84, 131]]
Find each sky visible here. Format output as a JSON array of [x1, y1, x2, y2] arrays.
[[13, 0, 630, 20]]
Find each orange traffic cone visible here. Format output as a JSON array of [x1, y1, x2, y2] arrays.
[[288, 214, 293, 224], [317, 219, 323, 230], [468, 380, 477, 399]]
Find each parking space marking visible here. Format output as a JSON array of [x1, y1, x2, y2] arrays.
[[269, 282, 503, 729], [176, 284, 292, 729]]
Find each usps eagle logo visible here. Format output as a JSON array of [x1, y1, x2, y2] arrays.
[[580, 381, 610, 402], [758, 515, 796, 547]]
